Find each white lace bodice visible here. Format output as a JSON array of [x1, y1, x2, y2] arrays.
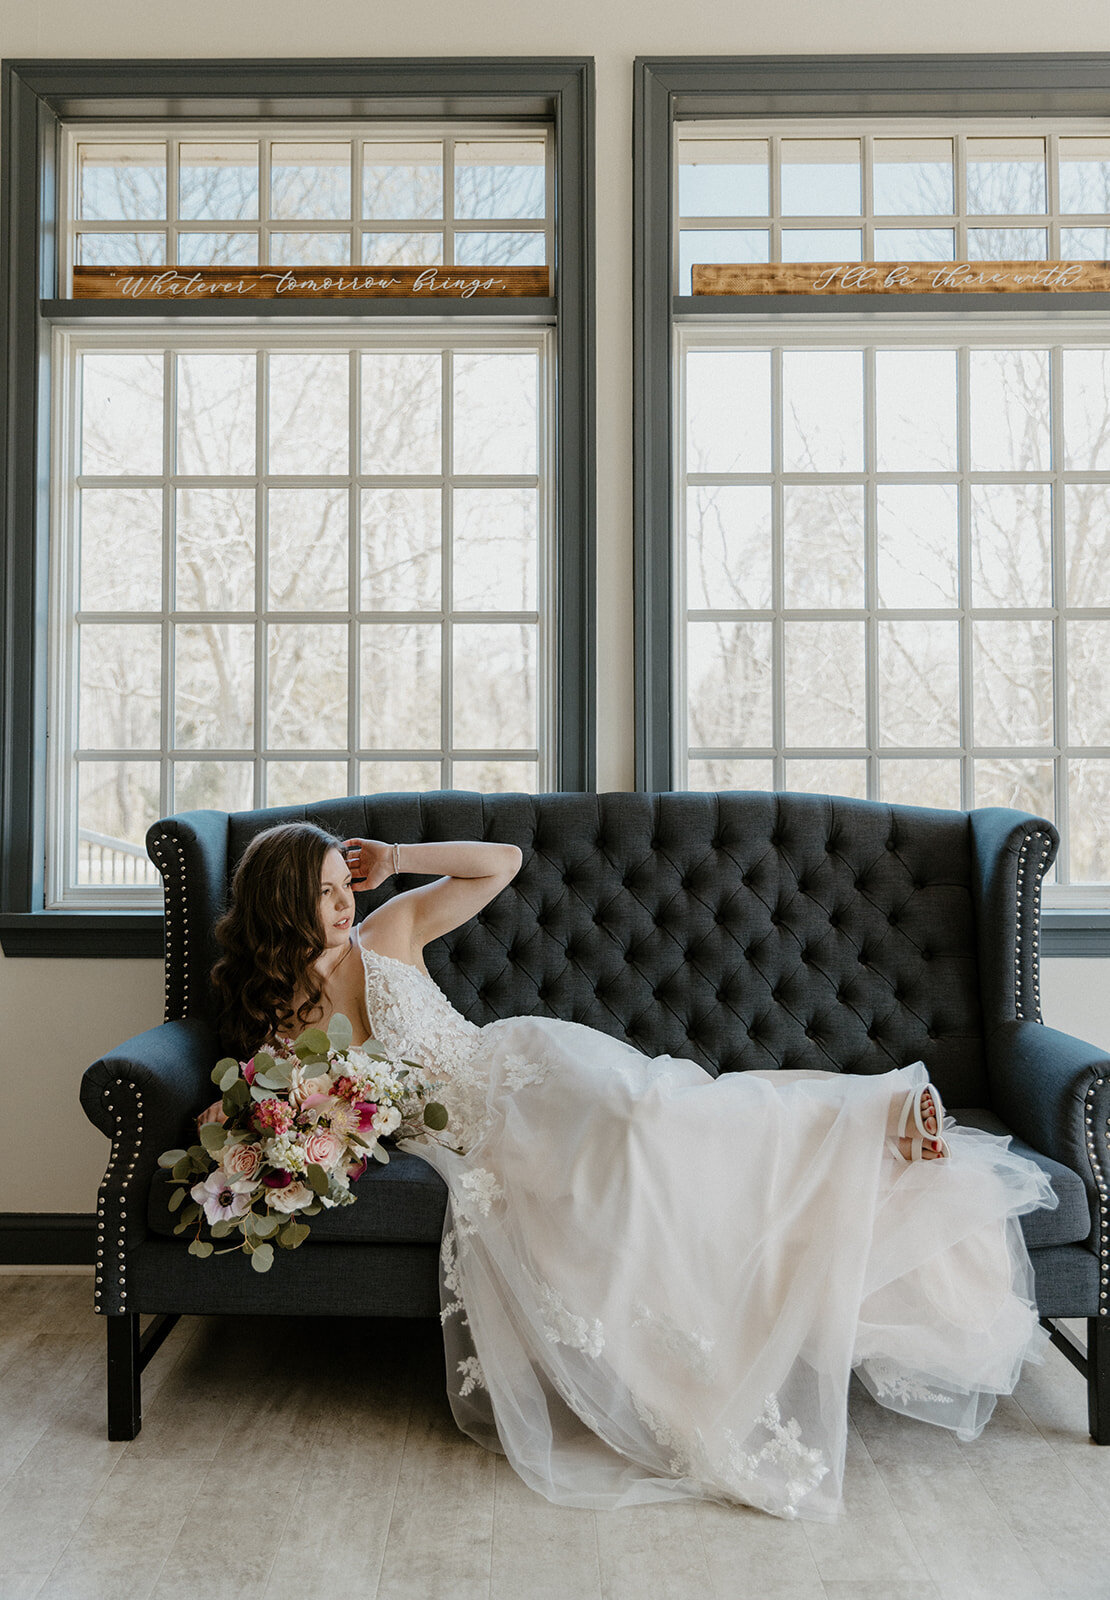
[[358, 941, 490, 1152]]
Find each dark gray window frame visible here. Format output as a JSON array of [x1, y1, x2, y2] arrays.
[[633, 53, 1110, 956], [0, 56, 595, 958]]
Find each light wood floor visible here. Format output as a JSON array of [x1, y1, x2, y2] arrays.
[[3, 1274, 1110, 1600]]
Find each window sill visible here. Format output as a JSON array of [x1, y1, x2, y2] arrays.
[[2, 907, 1108, 961], [0, 911, 163, 958]]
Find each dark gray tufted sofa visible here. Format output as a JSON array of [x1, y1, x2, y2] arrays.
[[80, 790, 1110, 1442]]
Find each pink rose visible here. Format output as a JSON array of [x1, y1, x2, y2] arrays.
[[266, 1180, 314, 1214], [221, 1141, 262, 1181], [304, 1129, 345, 1169]]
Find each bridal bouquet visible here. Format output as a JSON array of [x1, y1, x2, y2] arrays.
[[158, 1014, 447, 1273]]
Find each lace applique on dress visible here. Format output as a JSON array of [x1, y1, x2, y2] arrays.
[[632, 1302, 717, 1384], [632, 1395, 694, 1477], [722, 1395, 828, 1517], [454, 1167, 504, 1236], [440, 1228, 465, 1325], [502, 1053, 553, 1092], [529, 1274, 605, 1358], [865, 1360, 953, 1406], [359, 943, 491, 1152], [457, 1355, 486, 1397]]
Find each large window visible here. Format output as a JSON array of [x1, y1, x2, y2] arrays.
[[0, 60, 593, 953], [636, 56, 1110, 947]]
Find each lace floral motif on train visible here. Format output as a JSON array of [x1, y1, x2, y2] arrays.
[[457, 1355, 486, 1397], [502, 1053, 554, 1092], [723, 1395, 828, 1517], [865, 1360, 954, 1407], [440, 1228, 465, 1324], [632, 1395, 694, 1477], [529, 1274, 605, 1358], [454, 1167, 504, 1236], [632, 1302, 717, 1384], [360, 946, 491, 1152]]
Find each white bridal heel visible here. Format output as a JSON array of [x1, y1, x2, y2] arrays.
[[897, 1083, 950, 1162]]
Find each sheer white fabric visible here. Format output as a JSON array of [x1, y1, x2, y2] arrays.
[[359, 943, 1055, 1521]]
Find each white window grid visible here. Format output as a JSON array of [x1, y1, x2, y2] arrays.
[[674, 116, 1110, 284], [60, 122, 554, 287], [674, 315, 1110, 906], [49, 323, 556, 910]]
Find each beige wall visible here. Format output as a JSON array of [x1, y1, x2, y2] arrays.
[[4, 0, 1110, 1213]]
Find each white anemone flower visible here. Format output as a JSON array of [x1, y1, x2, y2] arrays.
[[190, 1172, 255, 1225]]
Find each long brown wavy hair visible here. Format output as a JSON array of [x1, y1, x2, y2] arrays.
[[211, 822, 345, 1060]]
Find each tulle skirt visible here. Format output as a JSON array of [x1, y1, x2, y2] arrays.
[[402, 1015, 1055, 1521]]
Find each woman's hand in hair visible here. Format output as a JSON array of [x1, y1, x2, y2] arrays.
[[339, 837, 394, 891]]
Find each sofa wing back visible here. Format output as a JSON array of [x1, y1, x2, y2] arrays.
[[148, 790, 1056, 1111]]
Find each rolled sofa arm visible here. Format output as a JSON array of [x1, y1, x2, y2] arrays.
[[80, 1017, 219, 1316], [988, 1018, 1110, 1252]]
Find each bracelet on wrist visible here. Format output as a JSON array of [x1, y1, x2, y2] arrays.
[[392, 841, 401, 876]]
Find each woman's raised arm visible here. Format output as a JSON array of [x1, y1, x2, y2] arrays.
[[342, 837, 522, 955]]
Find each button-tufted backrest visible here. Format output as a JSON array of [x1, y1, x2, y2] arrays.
[[148, 789, 1057, 1113]]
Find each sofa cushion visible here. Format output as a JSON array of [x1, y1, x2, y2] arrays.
[[147, 1149, 448, 1246], [951, 1109, 1090, 1249]]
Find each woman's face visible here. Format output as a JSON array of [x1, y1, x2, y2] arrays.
[[318, 846, 356, 951]]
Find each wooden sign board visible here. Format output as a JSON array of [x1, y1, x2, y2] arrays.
[[73, 264, 550, 301], [692, 261, 1110, 296]]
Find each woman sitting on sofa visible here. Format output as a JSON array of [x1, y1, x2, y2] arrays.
[[203, 820, 1055, 1522]]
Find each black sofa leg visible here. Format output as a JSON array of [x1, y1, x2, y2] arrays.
[[106, 1312, 141, 1441], [1089, 1316, 1110, 1445]]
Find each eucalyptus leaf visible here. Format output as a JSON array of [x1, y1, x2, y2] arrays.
[[422, 1101, 448, 1132], [306, 1163, 329, 1196], [250, 1242, 275, 1273], [171, 1156, 193, 1182], [188, 1144, 208, 1162], [240, 1211, 258, 1237], [210, 1219, 235, 1239], [181, 1202, 201, 1225], [294, 1028, 331, 1060], [167, 1186, 186, 1213], [188, 1238, 214, 1258], [211, 1057, 238, 1086], [223, 1079, 251, 1113], [253, 1214, 280, 1239], [326, 1012, 353, 1053], [250, 1084, 271, 1102], [252, 1070, 284, 1091], [219, 1062, 239, 1092], [158, 1148, 187, 1169], [280, 1220, 310, 1249], [173, 1216, 194, 1235], [199, 1122, 227, 1154]]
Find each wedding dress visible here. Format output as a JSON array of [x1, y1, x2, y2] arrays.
[[359, 939, 1055, 1521]]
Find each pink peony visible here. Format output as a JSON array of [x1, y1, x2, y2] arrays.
[[221, 1141, 263, 1181], [190, 1172, 254, 1225], [304, 1129, 345, 1169]]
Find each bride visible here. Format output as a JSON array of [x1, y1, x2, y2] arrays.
[[205, 820, 1056, 1521]]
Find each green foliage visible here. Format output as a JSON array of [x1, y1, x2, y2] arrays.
[[371, 1144, 390, 1164], [188, 1239, 214, 1258], [326, 1012, 353, 1053], [219, 1061, 239, 1093], [250, 1242, 275, 1273], [199, 1122, 227, 1155], [171, 1156, 193, 1182], [422, 1101, 448, 1131], [210, 1219, 236, 1239], [158, 1148, 187, 1169], [306, 1163, 329, 1196], [293, 1028, 330, 1062], [253, 1214, 280, 1239], [222, 1078, 251, 1115], [211, 1056, 239, 1086], [279, 1220, 310, 1249], [167, 1186, 186, 1212]]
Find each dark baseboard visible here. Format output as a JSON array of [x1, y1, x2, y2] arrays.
[[0, 1213, 95, 1265]]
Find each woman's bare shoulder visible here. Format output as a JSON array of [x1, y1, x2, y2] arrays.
[[354, 902, 423, 966]]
